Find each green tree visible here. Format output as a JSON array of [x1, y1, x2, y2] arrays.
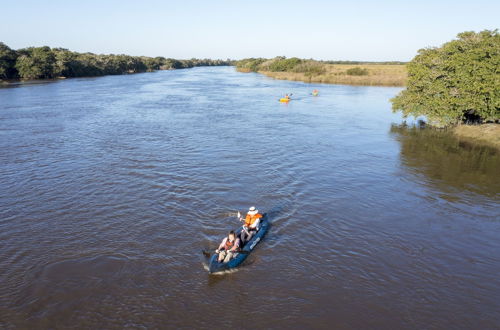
[[52, 48, 78, 77], [141, 56, 166, 71], [15, 46, 56, 79], [163, 58, 183, 69], [0, 42, 18, 79], [391, 30, 500, 126]]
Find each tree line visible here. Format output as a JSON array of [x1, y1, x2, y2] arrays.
[[0, 42, 232, 80]]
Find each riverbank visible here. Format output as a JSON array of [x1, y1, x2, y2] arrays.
[[0, 42, 231, 81], [453, 124, 500, 150], [258, 64, 407, 86], [235, 57, 407, 86]]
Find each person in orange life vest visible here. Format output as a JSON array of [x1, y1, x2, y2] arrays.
[[239, 206, 263, 243], [215, 230, 241, 263]]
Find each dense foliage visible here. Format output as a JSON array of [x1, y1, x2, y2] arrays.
[[0, 42, 231, 80], [233, 58, 267, 72], [235, 56, 326, 75], [266, 57, 303, 72], [0, 43, 19, 79], [346, 67, 368, 76], [391, 30, 500, 126]]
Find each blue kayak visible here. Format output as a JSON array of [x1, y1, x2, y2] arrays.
[[208, 213, 269, 274]]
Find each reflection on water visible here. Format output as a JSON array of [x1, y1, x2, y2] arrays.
[[390, 124, 500, 199]]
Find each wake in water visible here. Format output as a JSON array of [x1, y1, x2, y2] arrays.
[[202, 262, 240, 275]]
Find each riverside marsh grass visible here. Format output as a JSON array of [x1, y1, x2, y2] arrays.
[[255, 63, 407, 86]]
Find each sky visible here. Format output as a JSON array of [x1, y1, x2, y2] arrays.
[[0, 0, 498, 61]]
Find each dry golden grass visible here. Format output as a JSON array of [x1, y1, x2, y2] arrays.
[[259, 64, 407, 86], [453, 124, 500, 150], [236, 67, 252, 73]]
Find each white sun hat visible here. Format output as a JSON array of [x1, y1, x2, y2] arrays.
[[248, 206, 258, 215]]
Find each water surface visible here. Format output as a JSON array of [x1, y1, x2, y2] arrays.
[[1, 67, 499, 329]]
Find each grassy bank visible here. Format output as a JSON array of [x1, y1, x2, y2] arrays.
[[235, 57, 407, 86], [453, 124, 500, 150], [259, 63, 407, 86]]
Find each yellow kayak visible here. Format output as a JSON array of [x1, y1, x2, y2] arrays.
[[280, 98, 290, 103]]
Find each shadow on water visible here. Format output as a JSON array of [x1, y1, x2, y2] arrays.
[[390, 124, 500, 198], [0, 79, 66, 89]]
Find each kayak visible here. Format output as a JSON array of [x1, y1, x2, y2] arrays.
[[208, 213, 269, 274], [312, 92, 319, 96], [279, 98, 290, 103]]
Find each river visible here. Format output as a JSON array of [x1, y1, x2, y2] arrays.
[[1, 67, 499, 329]]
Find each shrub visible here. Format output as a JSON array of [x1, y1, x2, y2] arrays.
[[346, 67, 369, 76], [267, 57, 302, 72], [235, 58, 266, 72]]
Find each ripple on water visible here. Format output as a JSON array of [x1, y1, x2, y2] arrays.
[[1, 67, 500, 329]]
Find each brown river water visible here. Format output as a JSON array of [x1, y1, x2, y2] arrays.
[[0, 67, 499, 329]]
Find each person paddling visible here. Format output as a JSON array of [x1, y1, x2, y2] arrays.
[[215, 230, 241, 263], [239, 206, 263, 243]]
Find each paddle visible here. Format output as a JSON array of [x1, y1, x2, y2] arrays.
[[238, 211, 252, 235], [278, 93, 293, 101]]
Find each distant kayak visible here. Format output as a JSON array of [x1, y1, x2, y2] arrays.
[[280, 98, 290, 103], [208, 213, 269, 274], [312, 92, 319, 96]]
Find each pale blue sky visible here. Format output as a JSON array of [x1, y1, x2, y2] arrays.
[[1, 0, 498, 61]]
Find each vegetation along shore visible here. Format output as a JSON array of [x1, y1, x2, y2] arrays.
[[235, 57, 407, 86], [236, 30, 498, 149], [392, 30, 499, 149], [0, 42, 230, 81]]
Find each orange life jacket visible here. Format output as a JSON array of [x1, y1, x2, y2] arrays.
[[244, 213, 262, 228], [225, 238, 235, 250]]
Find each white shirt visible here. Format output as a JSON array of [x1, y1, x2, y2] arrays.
[[249, 217, 260, 230]]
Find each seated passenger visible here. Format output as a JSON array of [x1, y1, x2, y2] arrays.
[[215, 230, 240, 263], [239, 206, 262, 243]]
